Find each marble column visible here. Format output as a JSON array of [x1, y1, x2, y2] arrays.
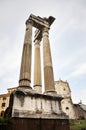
[[19, 20, 32, 88], [42, 27, 55, 93], [33, 38, 42, 93]]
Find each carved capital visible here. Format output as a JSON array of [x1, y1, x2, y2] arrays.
[[42, 27, 49, 37], [25, 19, 33, 25], [34, 39, 41, 45]]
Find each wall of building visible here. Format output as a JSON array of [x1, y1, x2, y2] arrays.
[[55, 80, 76, 119], [0, 94, 10, 116], [0, 87, 16, 117], [74, 104, 86, 119], [61, 98, 76, 119]]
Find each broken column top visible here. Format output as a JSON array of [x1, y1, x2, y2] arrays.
[[26, 14, 55, 29], [27, 14, 55, 41]]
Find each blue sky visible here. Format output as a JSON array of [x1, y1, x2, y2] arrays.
[[0, 0, 86, 104]]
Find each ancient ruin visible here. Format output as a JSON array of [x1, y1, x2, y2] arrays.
[[7, 14, 70, 130]]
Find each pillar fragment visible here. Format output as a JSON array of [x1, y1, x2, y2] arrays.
[[33, 38, 42, 93], [19, 20, 32, 88], [42, 27, 55, 93]]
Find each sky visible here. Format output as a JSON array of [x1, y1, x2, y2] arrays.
[[0, 0, 86, 104]]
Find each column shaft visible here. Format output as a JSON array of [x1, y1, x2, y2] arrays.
[[19, 21, 32, 88], [42, 27, 55, 92], [33, 39, 42, 93]]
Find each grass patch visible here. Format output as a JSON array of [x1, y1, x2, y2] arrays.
[[0, 116, 8, 125], [70, 119, 86, 130]]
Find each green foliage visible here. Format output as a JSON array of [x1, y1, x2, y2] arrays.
[[0, 116, 8, 125], [70, 120, 86, 130]]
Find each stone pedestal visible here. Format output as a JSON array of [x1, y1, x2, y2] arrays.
[[12, 90, 65, 118], [7, 89, 70, 130]]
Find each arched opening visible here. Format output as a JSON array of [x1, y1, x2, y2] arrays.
[[66, 107, 69, 110]]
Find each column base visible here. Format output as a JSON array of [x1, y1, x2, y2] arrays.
[[33, 85, 42, 93], [44, 90, 60, 97], [17, 86, 32, 93]]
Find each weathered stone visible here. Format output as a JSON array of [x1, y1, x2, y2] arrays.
[[19, 21, 32, 88], [33, 35, 42, 93], [12, 89, 67, 119], [42, 27, 55, 93]]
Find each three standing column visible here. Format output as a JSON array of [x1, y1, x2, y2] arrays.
[[18, 15, 56, 93]]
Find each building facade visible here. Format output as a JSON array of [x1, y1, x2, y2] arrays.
[[0, 87, 16, 117], [55, 80, 76, 119]]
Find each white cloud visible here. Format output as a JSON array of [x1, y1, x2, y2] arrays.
[[70, 63, 86, 77], [72, 88, 86, 104], [56, 45, 86, 71], [64, 62, 86, 80]]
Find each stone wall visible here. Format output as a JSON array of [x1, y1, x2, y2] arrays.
[[74, 104, 86, 119]]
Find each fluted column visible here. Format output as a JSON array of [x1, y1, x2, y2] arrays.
[[42, 27, 55, 93], [19, 20, 32, 88], [33, 39, 42, 93]]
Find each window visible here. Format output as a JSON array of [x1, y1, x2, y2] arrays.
[[1, 103, 6, 107], [3, 97, 6, 100], [66, 107, 69, 110], [64, 88, 66, 91]]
